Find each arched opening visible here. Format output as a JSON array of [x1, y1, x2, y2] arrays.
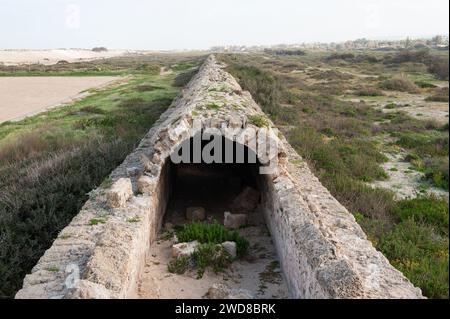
[[137, 133, 289, 299], [166, 134, 261, 226]]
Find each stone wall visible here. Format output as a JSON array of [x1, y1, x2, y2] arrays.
[[16, 55, 423, 299]]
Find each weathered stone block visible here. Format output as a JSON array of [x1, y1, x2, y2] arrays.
[[65, 280, 112, 299], [224, 212, 247, 229], [126, 167, 140, 177], [106, 178, 133, 208], [137, 175, 156, 194], [221, 241, 237, 258]]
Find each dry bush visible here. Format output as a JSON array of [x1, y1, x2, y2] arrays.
[[379, 74, 420, 93], [426, 87, 449, 102]]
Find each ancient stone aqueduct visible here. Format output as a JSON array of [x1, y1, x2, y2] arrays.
[[16, 56, 423, 299]]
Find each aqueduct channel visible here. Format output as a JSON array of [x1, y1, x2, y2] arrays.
[[16, 56, 423, 299]]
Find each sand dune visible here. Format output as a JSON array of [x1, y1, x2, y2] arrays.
[[0, 49, 131, 66]]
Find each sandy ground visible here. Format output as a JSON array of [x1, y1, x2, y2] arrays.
[[344, 92, 449, 125], [371, 150, 448, 200], [377, 91, 449, 125], [137, 225, 289, 299], [0, 76, 121, 123], [0, 49, 130, 65]]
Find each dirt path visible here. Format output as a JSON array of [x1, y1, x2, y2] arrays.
[[136, 225, 289, 299], [0, 76, 122, 123]]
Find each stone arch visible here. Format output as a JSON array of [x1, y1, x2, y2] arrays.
[[148, 118, 286, 179]]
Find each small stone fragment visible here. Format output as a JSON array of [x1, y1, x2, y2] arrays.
[[172, 241, 199, 258], [221, 241, 237, 258]]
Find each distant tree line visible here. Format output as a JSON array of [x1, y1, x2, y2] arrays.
[[92, 47, 108, 52], [264, 49, 306, 56]]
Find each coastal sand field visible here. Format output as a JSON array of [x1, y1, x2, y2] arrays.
[[0, 76, 120, 123], [0, 49, 129, 66]]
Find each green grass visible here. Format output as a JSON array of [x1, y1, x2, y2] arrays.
[[89, 218, 107, 226], [175, 221, 249, 257], [248, 115, 269, 128], [127, 216, 141, 223]]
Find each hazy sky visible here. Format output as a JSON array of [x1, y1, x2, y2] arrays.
[[1, 0, 448, 50]]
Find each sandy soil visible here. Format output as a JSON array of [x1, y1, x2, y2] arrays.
[[0, 76, 121, 123], [344, 92, 449, 125], [371, 150, 448, 200], [137, 225, 289, 299], [0, 49, 130, 66], [378, 91, 449, 125]]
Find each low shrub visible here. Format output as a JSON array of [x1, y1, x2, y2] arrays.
[[168, 256, 190, 275], [378, 219, 449, 299], [423, 157, 449, 191], [0, 138, 133, 297], [392, 196, 449, 232], [415, 81, 437, 89], [248, 115, 269, 127], [192, 243, 232, 278], [355, 88, 384, 97], [384, 103, 397, 109], [425, 87, 449, 102], [379, 75, 420, 93], [79, 106, 106, 114], [427, 56, 449, 80]]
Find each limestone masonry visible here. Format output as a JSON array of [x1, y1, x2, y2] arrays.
[[16, 56, 424, 299]]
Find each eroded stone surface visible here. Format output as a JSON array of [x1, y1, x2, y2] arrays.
[[106, 178, 133, 208], [16, 55, 423, 299]]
